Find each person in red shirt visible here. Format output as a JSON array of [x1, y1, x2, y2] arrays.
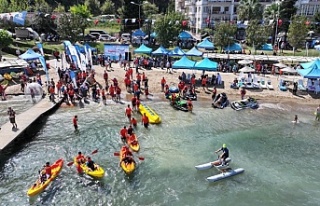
[[131, 117, 137, 127], [68, 88, 75, 103], [135, 98, 140, 111], [73, 115, 78, 130], [44, 162, 52, 178], [116, 86, 121, 102], [187, 98, 193, 112], [120, 126, 128, 142], [191, 76, 196, 89], [49, 86, 55, 102], [131, 95, 137, 111], [125, 105, 132, 121], [109, 84, 115, 100], [161, 77, 166, 92], [101, 89, 106, 105], [141, 113, 149, 128], [56, 81, 62, 98], [124, 77, 130, 92], [76, 152, 86, 164], [201, 77, 207, 91]]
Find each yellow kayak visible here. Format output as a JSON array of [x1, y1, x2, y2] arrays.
[[127, 134, 140, 152], [138, 103, 161, 124], [3, 73, 12, 81], [27, 159, 64, 197], [120, 146, 136, 174], [73, 157, 105, 178]]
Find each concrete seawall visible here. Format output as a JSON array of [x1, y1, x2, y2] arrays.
[[0, 98, 63, 151]]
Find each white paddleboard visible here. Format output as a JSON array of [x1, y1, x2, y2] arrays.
[[195, 158, 231, 171], [206, 168, 244, 183]]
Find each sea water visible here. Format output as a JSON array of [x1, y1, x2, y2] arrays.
[[0, 96, 319, 206]]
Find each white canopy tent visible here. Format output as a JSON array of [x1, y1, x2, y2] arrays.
[[239, 66, 255, 73]]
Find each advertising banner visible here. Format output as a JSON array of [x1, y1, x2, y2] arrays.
[[104, 44, 129, 61]]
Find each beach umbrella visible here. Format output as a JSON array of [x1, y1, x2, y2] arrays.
[[281, 67, 297, 74], [273, 63, 288, 68], [238, 59, 253, 65], [239, 66, 255, 73]]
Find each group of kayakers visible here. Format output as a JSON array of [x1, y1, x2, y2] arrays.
[[119, 126, 137, 165]]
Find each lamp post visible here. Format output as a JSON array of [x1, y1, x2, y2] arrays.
[[130, 1, 148, 29]]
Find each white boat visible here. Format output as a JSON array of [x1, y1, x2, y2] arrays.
[[195, 158, 231, 171], [260, 78, 267, 89], [206, 168, 245, 183], [267, 80, 274, 90]]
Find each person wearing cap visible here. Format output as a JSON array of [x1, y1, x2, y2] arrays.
[[215, 144, 229, 166]]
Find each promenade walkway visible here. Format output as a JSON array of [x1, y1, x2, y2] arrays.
[[0, 98, 61, 151]]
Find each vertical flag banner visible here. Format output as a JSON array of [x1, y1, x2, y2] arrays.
[[36, 43, 44, 56], [69, 70, 78, 89], [39, 56, 49, 84]]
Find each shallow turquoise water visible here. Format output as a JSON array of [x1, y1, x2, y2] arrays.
[[0, 96, 319, 206]]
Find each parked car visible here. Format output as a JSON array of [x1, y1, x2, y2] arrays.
[[89, 30, 108, 35], [90, 32, 101, 39], [78, 33, 96, 41], [121, 33, 131, 42], [99, 34, 117, 42]]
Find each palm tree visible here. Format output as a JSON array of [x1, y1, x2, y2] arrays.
[[264, 3, 280, 45], [237, 0, 263, 21]]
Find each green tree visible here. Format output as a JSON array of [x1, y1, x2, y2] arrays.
[[287, 15, 308, 55], [85, 0, 101, 16], [246, 20, 269, 54], [312, 11, 320, 33], [142, 3, 158, 19], [264, 3, 281, 45], [70, 4, 92, 39], [238, 0, 263, 21], [213, 22, 237, 51], [279, 0, 297, 32], [57, 14, 82, 43], [154, 12, 186, 47], [101, 0, 115, 15], [0, 0, 10, 13], [0, 30, 13, 56], [167, 0, 175, 13]]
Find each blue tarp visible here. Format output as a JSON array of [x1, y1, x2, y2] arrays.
[[172, 56, 195, 69], [168, 47, 185, 56], [84, 43, 97, 52], [185, 47, 203, 57], [261, 43, 273, 51], [178, 31, 192, 39], [224, 43, 242, 51], [19, 48, 42, 61], [297, 59, 320, 79], [152, 46, 170, 55], [197, 39, 214, 50], [134, 44, 152, 54], [194, 58, 218, 71], [132, 29, 146, 37]]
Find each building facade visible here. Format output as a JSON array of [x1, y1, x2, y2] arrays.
[[175, 0, 320, 34]]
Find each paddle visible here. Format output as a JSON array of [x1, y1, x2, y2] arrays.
[[67, 149, 99, 166], [114, 152, 144, 161]]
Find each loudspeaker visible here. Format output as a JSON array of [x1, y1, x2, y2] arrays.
[[125, 52, 132, 61]]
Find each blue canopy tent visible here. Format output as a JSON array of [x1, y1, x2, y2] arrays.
[[19, 48, 42, 61], [260, 43, 273, 51], [224, 43, 242, 52], [172, 56, 195, 69], [194, 57, 218, 71], [168, 47, 185, 56], [150, 32, 157, 38], [74, 44, 85, 54], [152, 46, 170, 55], [178, 31, 192, 40], [132, 29, 146, 37], [84, 43, 97, 52], [197, 38, 214, 50], [297, 59, 320, 79], [134, 44, 152, 54], [185, 47, 203, 57]]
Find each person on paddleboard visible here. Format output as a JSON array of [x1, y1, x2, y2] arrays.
[[215, 144, 229, 166], [293, 115, 298, 123]]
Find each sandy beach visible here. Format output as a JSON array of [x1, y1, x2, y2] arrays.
[[4, 58, 320, 106]]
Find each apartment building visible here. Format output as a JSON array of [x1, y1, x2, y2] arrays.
[[176, 0, 320, 34]]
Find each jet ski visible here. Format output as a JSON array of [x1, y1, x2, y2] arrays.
[[181, 92, 197, 101], [212, 93, 229, 109], [171, 99, 188, 112], [230, 97, 259, 111]]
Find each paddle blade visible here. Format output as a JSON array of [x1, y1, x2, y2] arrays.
[[91, 149, 98, 154], [138, 157, 144, 161], [67, 161, 74, 166], [114, 152, 120, 156]]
